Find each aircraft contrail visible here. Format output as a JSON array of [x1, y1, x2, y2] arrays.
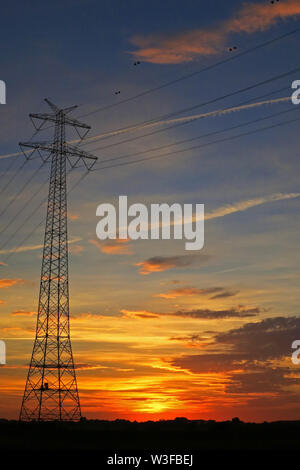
[[0, 150, 31, 160], [0, 96, 291, 159], [84, 96, 290, 142]]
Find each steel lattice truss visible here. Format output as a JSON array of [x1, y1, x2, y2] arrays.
[[19, 99, 97, 421]]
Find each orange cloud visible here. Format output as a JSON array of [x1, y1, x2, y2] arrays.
[[0, 326, 22, 332], [121, 306, 258, 320], [0, 326, 34, 335], [90, 238, 133, 255], [0, 278, 23, 289], [75, 363, 110, 371], [69, 244, 84, 254], [130, 0, 300, 63], [68, 212, 79, 221], [136, 255, 210, 275], [11, 310, 36, 316], [121, 309, 160, 319], [157, 286, 238, 299], [169, 333, 212, 349], [71, 312, 109, 320], [157, 286, 223, 299]]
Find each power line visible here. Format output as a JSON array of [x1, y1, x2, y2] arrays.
[[88, 85, 289, 155], [0, 173, 49, 238], [90, 114, 300, 172], [0, 133, 89, 224], [0, 161, 47, 220], [91, 106, 297, 168], [0, 99, 47, 186], [0, 86, 293, 239], [1, 26, 300, 258], [12, 26, 300, 144], [0, 164, 88, 241], [78, 26, 300, 119], [3, 114, 299, 261], [1, 27, 299, 168], [0, 124, 45, 195], [0, 158, 29, 199], [0, 155, 19, 185], [0, 122, 97, 252], [5, 105, 294, 247], [0, 190, 48, 254], [82, 65, 299, 151], [0, 168, 87, 262]]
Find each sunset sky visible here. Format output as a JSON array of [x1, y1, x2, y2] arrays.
[[1, 0, 300, 421]]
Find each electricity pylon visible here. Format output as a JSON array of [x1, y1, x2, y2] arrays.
[[19, 99, 97, 421]]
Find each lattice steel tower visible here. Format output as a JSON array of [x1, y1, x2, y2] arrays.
[[19, 99, 97, 421]]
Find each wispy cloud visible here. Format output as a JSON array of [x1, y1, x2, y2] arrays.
[[129, 0, 300, 63], [157, 286, 238, 299], [0, 325, 34, 337], [170, 316, 300, 374], [136, 254, 211, 275], [121, 305, 259, 320], [11, 310, 36, 316], [0, 97, 291, 161], [146, 192, 300, 231], [138, 97, 290, 131], [205, 192, 300, 221], [169, 333, 210, 345], [68, 212, 80, 221], [211, 290, 238, 299], [90, 238, 133, 255], [0, 279, 23, 289], [0, 237, 81, 255], [168, 306, 259, 319], [69, 244, 84, 254], [79, 97, 290, 142], [0, 150, 28, 160], [135, 191, 300, 275], [71, 312, 109, 320], [121, 309, 160, 319]]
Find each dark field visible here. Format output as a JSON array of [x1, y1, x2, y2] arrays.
[[1, 417, 300, 451]]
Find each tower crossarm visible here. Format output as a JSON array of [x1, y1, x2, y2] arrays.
[[30, 113, 58, 125], [65, 144, 98, 170], [64, 117, 91, 130], [19, 142, 98, 169], [30, 113, 91, 131], [19, 141, 54, 153]]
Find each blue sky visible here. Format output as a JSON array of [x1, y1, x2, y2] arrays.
[[1, 0, 300, 421]]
